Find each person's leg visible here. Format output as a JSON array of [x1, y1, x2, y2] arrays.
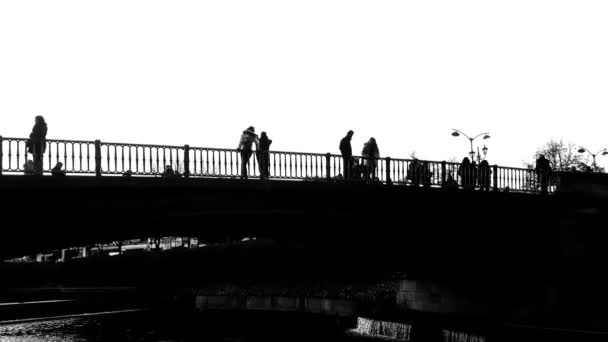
[[240, 150, 250, 179], [255, 151, 263, 179], [342, 157, 349, 179], [264, 153, 270, 178], [33, 143, 43, 175]]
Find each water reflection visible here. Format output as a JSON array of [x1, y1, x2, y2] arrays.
[[0, 311, 180, 342]]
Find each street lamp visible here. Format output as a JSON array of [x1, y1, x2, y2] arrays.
[[451, 129, 490, 163], [577, 146, 608, 172]]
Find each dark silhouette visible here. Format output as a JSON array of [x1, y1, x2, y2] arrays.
[[26, 115, 48, 175], [458, 157, 476, 190], [478, 160, 491, 191], [162, 165, 176, 178], [361, 138, 379, 181], [421, 161, 432, 187], [535, 154, 551, 194], [407, 159, 421, 186], [256, 132, 272, 180], [123, 170, 133, 177], [237, 126, 259, 180], [23, 160, 35, 176], [51, 162, 66, 177], [350, 158, 364, 181], [339, 130, 354, 179], [442, 174, 459, 190]]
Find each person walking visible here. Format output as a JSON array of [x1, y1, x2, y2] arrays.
[[26, 115, 48, 175], [339, 130, 354, 179], [237, 126, 259, 179]]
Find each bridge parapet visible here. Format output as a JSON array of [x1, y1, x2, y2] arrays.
[[1, 136, 556, 193]]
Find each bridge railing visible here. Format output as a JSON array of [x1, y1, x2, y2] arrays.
[[0, 137, 98, 175], [0, 136, 555, 193]]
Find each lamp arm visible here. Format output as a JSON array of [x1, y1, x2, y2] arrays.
[[472, 132, 490, 140], [452, 129, 471, 140]]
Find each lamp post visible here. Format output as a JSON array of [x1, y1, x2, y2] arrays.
[[577, 146, 608, 172], [451, 129, 491, 163]]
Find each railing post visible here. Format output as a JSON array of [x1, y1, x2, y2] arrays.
[[492, 165, 498, 191], [325, 153, 331, 180], [441, 161, 446, 185], [184, 144, 190, 179], [0, 135, 3, 176], [95, 140, 102, 177], [385, 157, 392, 185]]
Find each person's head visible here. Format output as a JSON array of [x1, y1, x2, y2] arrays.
[[35, 115, 45, 124], [347, 130, 354, 139], [538, 154, 545, 159], [369, 137, 376, 144], [480, 160, 488, 166], [54, 162, 63, 168], [462, 157, 470, 164], [261, 132, 267, 138]]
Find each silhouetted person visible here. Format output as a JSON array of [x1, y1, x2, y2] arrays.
[[350, 158, 363, 180], [407, 159, 421, 186], [237, 126, 259, 179], [361, 137, 379, 181], [26, 115, 47, 175], [458, 157, 476, 190], [478, 160, 491, 191], [421, 161, 432, 187], [256, 131, 272, 179], [162, 165, 175, 178], [535, 154, 551, 194], [51, 162, 66, 177], [339, 130, 354, 179], [23, 160, 35, 176], [442, 174, 458, 190]]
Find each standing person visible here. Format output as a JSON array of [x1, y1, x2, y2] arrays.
[[26, 115, 48, 175], [407, 159, 421, 186], [361, 137, 380, 181], [478, 160, 491, 191], [458, 157, 475, 190], [237, 126, 259, 179], [257, 132, 272, 179], [339, 130, 354, 179], [535, 154, 551, 194]]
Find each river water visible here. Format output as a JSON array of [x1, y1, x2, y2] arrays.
[[0, 310, 383, 342]]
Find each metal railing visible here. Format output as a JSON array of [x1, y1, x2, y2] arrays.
[[0, 136, 556, 193]]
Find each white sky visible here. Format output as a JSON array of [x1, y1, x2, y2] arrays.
[[1, 1, 607, 169]]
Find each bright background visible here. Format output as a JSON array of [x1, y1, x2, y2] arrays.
[[1, 1, 607, 168]]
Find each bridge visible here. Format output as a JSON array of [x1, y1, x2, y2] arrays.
[[0, 135, 573, 260], [1, 135, 551, 192]]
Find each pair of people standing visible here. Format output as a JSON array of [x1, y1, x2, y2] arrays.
[[237, 126, 272, 179], [339, 130, 380, 180]]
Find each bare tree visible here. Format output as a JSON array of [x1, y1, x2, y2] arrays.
[[531, 139, 586, 172]]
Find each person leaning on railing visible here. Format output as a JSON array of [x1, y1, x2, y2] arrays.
[[237, 126, 259, 180], [256, 131, 272, 180], [361, 137, 379, 181], [25, 115, 48, 175]]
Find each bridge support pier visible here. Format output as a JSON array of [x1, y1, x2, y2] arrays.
[[395, 276, 490, 341]]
